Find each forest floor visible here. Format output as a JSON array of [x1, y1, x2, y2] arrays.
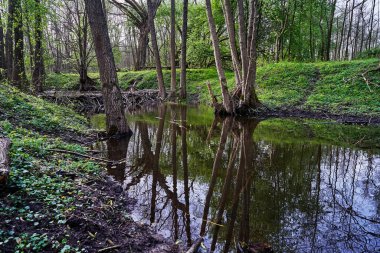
[[0, 84, 178, 252], [46, 58, 380, 122]]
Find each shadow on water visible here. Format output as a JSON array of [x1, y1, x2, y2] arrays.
[[91, 104, 380, 252]]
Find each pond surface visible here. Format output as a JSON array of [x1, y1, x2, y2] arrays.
[[91, 105, 380, 253]]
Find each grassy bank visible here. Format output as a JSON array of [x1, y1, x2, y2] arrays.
[[47, 58, 380, 117], [0, 84, 174, 252]]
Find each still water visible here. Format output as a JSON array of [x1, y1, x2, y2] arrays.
[[91, 105, 380, 253]]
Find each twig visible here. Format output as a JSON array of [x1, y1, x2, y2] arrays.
[[47, 148, 115, 164], [97, 245, 121, 253], [186, 238, 204, 253]]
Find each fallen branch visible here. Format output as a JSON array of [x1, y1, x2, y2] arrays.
[[186, 237, 204, 253], [97, 245, 121, 253], [47, 149, 116, 164], [361, 65, 380, 92], [0, 138, 11, 185], [206, 81, 218, 106]]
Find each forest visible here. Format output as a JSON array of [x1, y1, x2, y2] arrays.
[[0, 0, 380, 252]]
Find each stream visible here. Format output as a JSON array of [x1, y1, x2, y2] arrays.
[[90, 104, 380, 253]]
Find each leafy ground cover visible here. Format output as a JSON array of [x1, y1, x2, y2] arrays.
[[0, 83, 177, 252], [45, 58, 380, 117]]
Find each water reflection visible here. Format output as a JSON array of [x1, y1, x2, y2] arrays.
[[92, 105, 380, 252]]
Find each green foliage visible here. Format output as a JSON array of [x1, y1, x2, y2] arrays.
[[45, 59, 380, 117], [355, 48, 380, 59], [0, 120, 101, 252], [0, 83, 89, 132]]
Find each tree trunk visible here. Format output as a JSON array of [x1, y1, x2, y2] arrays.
[[325, 0, 338, 61], [242, 0, 261, 108], [344, 0, 355, 60], [84, 0, 131, 136], [179, 0, 188, 99], [32, 0, 45, 93], [0, 138, 11, 186], [169, 0, 176, 99], [205, 0, 233, 114], [5, 0, 15, 82], [367, 0, 376, 49], [135, 25, 149, 71], [147, 0, 166, 99], [338, 0, 349, 60], [222, 0, 241, 87], [0, 11, 5, 70], [13, 0, 27, 88]]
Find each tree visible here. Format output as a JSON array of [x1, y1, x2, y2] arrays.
[[13, 0, 28, 88], [110, 0, 158, 71], [5, 0, 15, 82], [325, 0, 338, 61], [205, 0, 262, 115], [0, 10, 5, 70], [180, 0, 189, 99], [205, 0, 233, 114], [84, 0, 131, 136], [169, 0, 176, 99], [32, 0, 45, 92], [147, 0, 166, 99]]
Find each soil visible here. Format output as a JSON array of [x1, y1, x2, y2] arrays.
[[1, 175, 179, 253]]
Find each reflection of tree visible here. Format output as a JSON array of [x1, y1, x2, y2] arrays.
[[200, 117, 233, 237], [202, 119, 259, 253], [104, 104, 380, 252], [106, 135, 131, 182]]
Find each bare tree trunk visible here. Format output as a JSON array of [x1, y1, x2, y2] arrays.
[[338, 0, 349, 60], [344, 0, 355, 60], [0, 11, 5, 70], [32, 0, 45, 93], [147, 0, 166, 99], [180, 0, 188, 99], [222, 0, 241, 87], [169, 0, 176, 99], [367, 0, 376, 49], [5, 0, 15, 82], [242, 0, 261, 107], [135, 25, 149, 70], [84, 0, 131, 136], [13, 0, 27, 88], [0, 138, 11, 186], [325, 0, 338, 60], [205, 0, 233, 114]]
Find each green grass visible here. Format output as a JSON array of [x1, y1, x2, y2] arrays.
[[45, 58, 380, 117], [0, 83, 89, 133]]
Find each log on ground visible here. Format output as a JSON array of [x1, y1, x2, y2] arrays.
[[0, 138, 11, 185]]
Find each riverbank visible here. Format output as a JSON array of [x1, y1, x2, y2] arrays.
[[46, 58, 380, 120], [0, 84, 178, 252]]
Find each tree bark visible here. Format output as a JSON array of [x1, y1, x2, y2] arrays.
[[179, 0, 188, 99], [32, 0, 45, 93], [0, 138, 11, 186], [222, 0, 241, 87], [169, 0, 176, 99], [367, 0, 376, 49], [325, 0, 338, 61], [205, 0, 233, 114], [13, 0, 27, 88], [0, 11, 5, 70], [344, 0, 355, 60], [147, 0, 166, 99], [84, 0, 131, 136], [5, 0, 15, 82]]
